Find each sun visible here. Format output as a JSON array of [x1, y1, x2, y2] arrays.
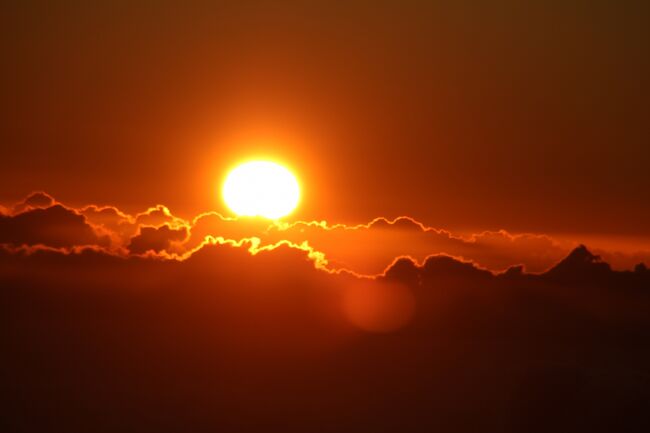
[[222, 160, 300, 219]]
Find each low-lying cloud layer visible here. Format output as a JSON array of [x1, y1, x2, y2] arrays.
[[1, 192, 647, 275]]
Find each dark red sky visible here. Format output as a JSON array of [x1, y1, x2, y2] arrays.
[[1, 1, 648, 236]]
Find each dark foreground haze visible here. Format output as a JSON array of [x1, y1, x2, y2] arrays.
[[2, 236, 649, 432]]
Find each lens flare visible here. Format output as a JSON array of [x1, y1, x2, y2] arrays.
[[222, 161, 300, 219], [342, 280, 416, 333]]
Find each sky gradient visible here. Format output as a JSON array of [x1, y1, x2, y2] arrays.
[[1, 1, 648, 237]]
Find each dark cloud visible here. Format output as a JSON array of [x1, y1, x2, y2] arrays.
[[134, 204, 187, 229], [383, 256, 421, 286], [127, 224, 188, 255], [3, 192, 649, 276], [0, 204, 108, 248], [265, 217, 572, 274], [419, 253, 494, 282], [80, 205, 133, 232], [382, 244, 650, 293], [596, 247, 650, 272], [544, 244, 611, 282], [11, 191, 55, 214]]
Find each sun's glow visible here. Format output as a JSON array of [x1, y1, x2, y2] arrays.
[[222, 161, 300, 219]]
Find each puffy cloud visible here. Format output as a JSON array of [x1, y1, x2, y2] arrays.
[[80, 205, 133, 232], [546, 244, 609, 273], [135, 204, 188, 229], [184, 212, 271, 251], [127, 225, 189, 255], [379, 245, 650, 296], [2, 192, 648, 276], [0, 204, 109, 248], [383, 256, 421, 287], [265, 217, 571, 274], [419, 254, 494, 282], [596, 248, 650, 272], [79, 205, 138, 249], [11, 191, 56, 214]]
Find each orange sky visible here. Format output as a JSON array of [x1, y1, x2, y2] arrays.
[[1, 1, 648, 239]]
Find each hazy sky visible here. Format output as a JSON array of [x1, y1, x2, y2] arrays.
[[1, 1, 648, 235]]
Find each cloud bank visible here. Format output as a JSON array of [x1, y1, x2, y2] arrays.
[[1, 192, 647, 275]]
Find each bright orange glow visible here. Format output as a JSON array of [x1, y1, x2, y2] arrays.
[[222, 161, 300, 219]]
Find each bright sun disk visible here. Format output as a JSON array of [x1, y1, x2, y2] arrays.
[[222, 161, 300, 219]]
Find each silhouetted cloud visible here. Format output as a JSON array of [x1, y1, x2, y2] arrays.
[[80, 204, 133, 232], [265, 217, 572, 273], [127, 224, 189, 255], [134, 204, 188, 229], [11, 191, 56, 214], [544, 244, 611, 281], [2, 193, 648, 276], [419, 253, 494, 281], [0, 204, 109, 248]]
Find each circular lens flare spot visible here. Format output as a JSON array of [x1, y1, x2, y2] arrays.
[[222, 161, 300, 219], [343, 281, 415, 333]]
